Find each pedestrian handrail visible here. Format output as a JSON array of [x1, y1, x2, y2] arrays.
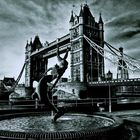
[[0, 96, 140, 111]]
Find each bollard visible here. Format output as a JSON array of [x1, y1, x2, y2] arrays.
[[35, 98, 38, 109], [9, 101, 12, 110]]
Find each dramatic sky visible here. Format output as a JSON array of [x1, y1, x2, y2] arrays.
[[0, 0, 140, 82]]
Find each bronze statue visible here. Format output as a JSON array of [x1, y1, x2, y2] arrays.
[[32, 46, 70, 122]]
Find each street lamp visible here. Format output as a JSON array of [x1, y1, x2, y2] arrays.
[[109, 81, 112, 113], [107, 70, 112, 113]]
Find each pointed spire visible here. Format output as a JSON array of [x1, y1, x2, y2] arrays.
[[34, 35, 41, 44], [99, 13, 103, 23], [25, 40, 29, 49], [79, 4, 83, 17], [108, 70, 112, 74], [119, 47, 123, 56], [35, 34, 39, 39], [30, 38, 32, 46], [69, 10, 74, 22]]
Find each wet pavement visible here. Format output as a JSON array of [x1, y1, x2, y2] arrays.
[[97, 109, 140, 140]]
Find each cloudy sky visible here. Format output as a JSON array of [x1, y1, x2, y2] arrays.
[[0, 0, 140, 82]]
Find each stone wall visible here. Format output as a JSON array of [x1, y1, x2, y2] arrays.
[[56, 82, 88, 99]]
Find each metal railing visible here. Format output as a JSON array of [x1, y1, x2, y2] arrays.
[[90, 78, 140, 85], [0, 97, 140, 111]]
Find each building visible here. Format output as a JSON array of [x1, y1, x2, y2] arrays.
[[25, 4, 105, 91], [25, 36, 48, 89], [70, 4, 104, 82], [3, 77, 15, 87], [117, 47, 129, 80], [105, 70, 113, 81]]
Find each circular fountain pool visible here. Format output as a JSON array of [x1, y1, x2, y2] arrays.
[[0, 112, 127, 140], [0, 114, 113, 133]]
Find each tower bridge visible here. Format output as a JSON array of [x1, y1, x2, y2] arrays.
[[30, 33, 70, 58], [25, 4, 104, 89], [25, 3, 140, 100]]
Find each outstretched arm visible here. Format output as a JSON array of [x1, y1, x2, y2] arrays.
[[63, 47, 70, 60], [57, 46, 62, 62]]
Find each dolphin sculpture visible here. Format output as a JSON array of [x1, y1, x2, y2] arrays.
[[32, 46, 70, 122]]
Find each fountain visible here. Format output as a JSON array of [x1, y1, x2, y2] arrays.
[[0, 112, 128, 140], [0, 47, 129, 139]]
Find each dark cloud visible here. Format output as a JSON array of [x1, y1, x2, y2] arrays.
[[105, 11, 140, 28], [113, 29, 140, 40]]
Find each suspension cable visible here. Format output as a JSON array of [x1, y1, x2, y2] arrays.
[[12, 62, 26, 89], [83, 35, 140, 72], [104, 41, 140, 71]]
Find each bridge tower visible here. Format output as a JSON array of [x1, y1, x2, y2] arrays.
[[25, 36, 48, 94], [69, 4, 105, 82], [117, 47, 129, 80], [25, 40, 32, 88]]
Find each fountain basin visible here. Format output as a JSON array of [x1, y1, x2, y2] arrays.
[[0, 112, 127, 140]]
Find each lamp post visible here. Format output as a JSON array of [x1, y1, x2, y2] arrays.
[[90, 45, 93, 82], [51, 90, 54, 119], [108, 81, 112, 113], [107, 71, 112, 113]]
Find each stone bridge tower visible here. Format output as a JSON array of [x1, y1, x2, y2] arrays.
[[25, 36, 48, 93], [69, 4, 104, 82]]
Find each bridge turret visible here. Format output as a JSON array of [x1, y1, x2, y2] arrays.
[[99, 13, 103, 24], [106, 70, 113, 81], [30, 38, 32, 47], [69, 5, 84, 82], [25, 39, 32, 92], [117, 47, 129, 80], [69, 4, 105, 82], [79, 5, 83, 36], [25, 40, 29, 52], [25, 40, 30, 60], [98, 13, 104, 34], [79, 5, 83, 23], [98, 13, 104, 79], [69, 10, 74, 27], [31, 35, 43, 52]]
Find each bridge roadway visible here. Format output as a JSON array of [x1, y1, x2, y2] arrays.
[[89, 78, 140, 87], [30, 33, 70, 58]]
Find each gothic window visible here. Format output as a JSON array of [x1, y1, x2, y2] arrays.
[[85, 28, 89, 36], [91, 18, 94, 26], [74, 16, 78, 25], [72, 28, 79, 38], [72, 41, 80, 50], [94, 31, 98, 38], [99, 24, 103, 30], [73, 52, 80, 63], [85, 28, 99, 39], [73, 65, 80, 81], [88, 16, 91, 25], [86, 28, 93, 37], [85, 48, 90, 62]]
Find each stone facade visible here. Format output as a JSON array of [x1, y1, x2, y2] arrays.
[[69, 4, 104, 82], [25, 36, 48, 89]]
